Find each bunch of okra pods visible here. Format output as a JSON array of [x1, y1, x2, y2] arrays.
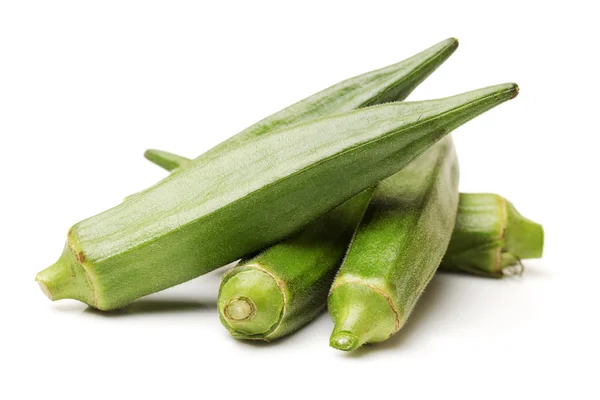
[[36, 38, 543, 351]]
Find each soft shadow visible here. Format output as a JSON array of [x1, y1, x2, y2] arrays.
[[231, 333, 295, 349], [230, 309, 329, 349], [84, 298, 217, 317]]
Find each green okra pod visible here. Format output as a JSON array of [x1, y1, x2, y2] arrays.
[[328, 136, 460, 351], [36, 83, 518, 310], [143, 38, 459, 172], [440, 193, 543, 278], [218, 189, 542, 341]]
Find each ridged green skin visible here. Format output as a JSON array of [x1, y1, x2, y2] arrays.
[[440, 193, 544, 277], [328, 136, 460, 351], [36, 84, 518, 310], [216, 191, 543, 341], [143, 38, 459, 173], [218, 189, 375, 340]]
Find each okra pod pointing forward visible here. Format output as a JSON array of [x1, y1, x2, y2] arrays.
[[36, 83, 518, 310], [144, 38, 459, 172], [329, 135, 460, 351]]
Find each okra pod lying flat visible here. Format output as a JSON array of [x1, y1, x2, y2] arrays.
[[36, 83, 518, 310], [329, 136, 460, 351], [143, 38, 459, 172], [440, 193, 543, 277], [218, 191, 542, 341]]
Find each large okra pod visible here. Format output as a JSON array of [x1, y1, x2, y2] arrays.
[[329, 136, 460, 351], [440, 193, 543, 277], [36, 84, 517, 310], [144, 38, 459, 171]]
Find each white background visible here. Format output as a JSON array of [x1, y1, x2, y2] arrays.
[[1, 1, 598, 399]]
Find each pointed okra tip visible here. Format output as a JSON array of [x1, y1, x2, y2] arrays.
[[328, 282, 399, 352]]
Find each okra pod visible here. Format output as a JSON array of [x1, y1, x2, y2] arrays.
[[218, 189, 542, 341], [440, 193, 543, 277], [329, 136, 460, 351], [36, 84, 518, 310]]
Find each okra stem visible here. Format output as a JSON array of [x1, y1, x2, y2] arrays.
[[219, 267, 284, 336], [143, 149, 191, 172]]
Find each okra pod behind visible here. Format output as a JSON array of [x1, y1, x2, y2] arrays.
[[36, 83, 518, 311], [440, 193, 543, 277]]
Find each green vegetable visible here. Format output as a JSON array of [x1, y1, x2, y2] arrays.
[[143, 38, 459, 173], [328, 135, 460, 351], [440, 193, 544, 278], [218, 189, 542, 341], [35, 83, 518, 311]]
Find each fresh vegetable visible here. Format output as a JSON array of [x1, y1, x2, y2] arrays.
[[218, 188, 541, 341], [143, 38, 459, 173], [36, 83, 518, 310], [440, 193, 543, 278], [329, 135, 460, 351]]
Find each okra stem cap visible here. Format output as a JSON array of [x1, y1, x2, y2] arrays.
[[218, 267, 285, 337]]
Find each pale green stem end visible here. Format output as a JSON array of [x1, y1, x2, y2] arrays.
[[224, 297, 256, 321], [504, 200, 544, 260], [144, 149, 192, 172], [35, 243, 96, 307], [218, 267, 284, 337]]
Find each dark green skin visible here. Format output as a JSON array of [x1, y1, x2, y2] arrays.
[[36, 84, 518, 310], [440, 193, 544, 277], [329, 135, 460, 350]]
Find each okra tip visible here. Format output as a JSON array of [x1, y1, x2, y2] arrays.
[[328, 283, 399, 351], [35, 243, 96, 307], [218, 267, 285, 337], [35, 258, 77, 302], [330, 332, 360, 352]]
